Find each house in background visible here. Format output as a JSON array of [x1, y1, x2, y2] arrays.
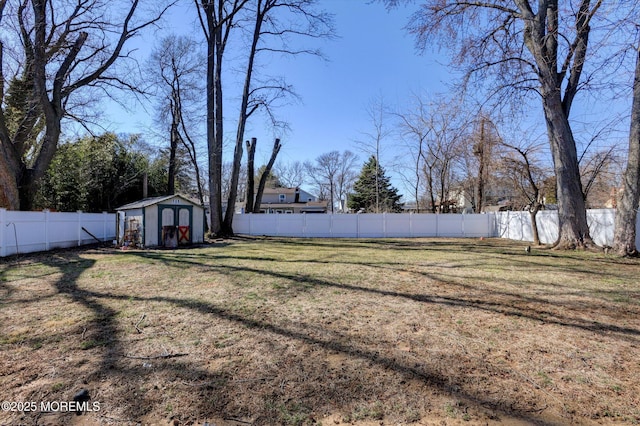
[[246, 187, 328, 214]]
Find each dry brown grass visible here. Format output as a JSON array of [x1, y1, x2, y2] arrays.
[[1, 237, 639, 426]]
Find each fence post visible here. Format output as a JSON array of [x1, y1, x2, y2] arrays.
[[329, 213, 333, 238], [44, 209, 50, 251], [409, 212, 413, 237], [103, 212, 108, 241], [0, 208, 5, 257], [302, 213, 306, 238], [383, 212, 386, 238], [77, 211, 83, 246], [487, 212, 495, 238]]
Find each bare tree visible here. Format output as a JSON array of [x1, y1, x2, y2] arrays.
[[499, 139, 549, 245], [273, 160, 306, 188], [197, 0, 333, 236], [306, 151, 340, 213], [468, 115, 503, 212], [613, 40, 640, 256], [335, 150, 358, 212], [0, 0, 171, 210], [581, 148, 621, 208], [197, 0, 248, 235], [148, 35, 205, 201], [356, 95, 392, 213], [394, 94, 431, 212], [423, 100, 468, 213], [385, 0, 618, 248]]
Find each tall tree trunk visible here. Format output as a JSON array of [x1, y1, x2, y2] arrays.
[[222, 1, 264, 235], [541, 85, 593, 249], [613, 44, 640, 257], [476, 118, 485, 213], [252, 138, 281, 213], [168, 101, 179, 195], [519, 0, 595, 249], [206, 9, 224, 237], [245, 138, 256, 213]]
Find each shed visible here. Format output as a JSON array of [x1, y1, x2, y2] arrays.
[[116, 195, 205, 248]]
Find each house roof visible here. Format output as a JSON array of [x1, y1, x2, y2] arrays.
[[262, 187, 297, 195], [117, 194, 201, 211], [260, 201, 328, 211]]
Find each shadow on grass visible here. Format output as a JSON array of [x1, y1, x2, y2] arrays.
[[45, 277, 557, 425], [126, 248, 640, 341], [3, 240, 638, 425]]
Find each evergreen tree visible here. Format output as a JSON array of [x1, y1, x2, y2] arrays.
[[348, 156, 403, 213], [35, 133, 168, 212]]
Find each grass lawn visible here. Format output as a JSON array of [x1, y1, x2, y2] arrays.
[[1, 237, 639, 425]]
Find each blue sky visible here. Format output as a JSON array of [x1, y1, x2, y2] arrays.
[[104, 0, 454, 175], [100, 0, 631, 197]]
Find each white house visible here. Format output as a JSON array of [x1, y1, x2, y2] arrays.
[[248, 187, 327, 214]]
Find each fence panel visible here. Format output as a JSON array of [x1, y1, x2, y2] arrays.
[[410, 214, 438, 237], [234, 210, 635, 246], [357, 214, 385, 238], [304, 214, 332, 237], [331, 215, 358, 238], [385, 214, 412, 237], [587, 209, 615, 247], [0, 209, 116, 257], [462, 214, 491, 238], [277, 214, 305, 237], [233, 213, 495, 239], [493, 209, 635, 247], [436, 215, 464, 237]]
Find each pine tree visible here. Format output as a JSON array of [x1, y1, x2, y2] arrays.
[[348, 156, 402, 213]]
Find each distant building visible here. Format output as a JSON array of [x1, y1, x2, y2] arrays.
[[245, 187, 328, 214]]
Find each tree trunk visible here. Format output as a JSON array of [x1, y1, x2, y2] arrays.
[[518, 1, 594, 249], [18, 115, 62, 211], [476, 118, 485, 213], [252, 138, 281, 213], [0, 152, 20, 209], [221, 4, 264, 236], [541, 84, 594, 249], [245, 138, 256, 213], [168, 108, 178, 195], [529, 204, 541, 246], [206, 14, 224, 237], [613, 44, 640, 257]]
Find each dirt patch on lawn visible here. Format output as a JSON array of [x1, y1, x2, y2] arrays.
[[1, 238, 639, 425]]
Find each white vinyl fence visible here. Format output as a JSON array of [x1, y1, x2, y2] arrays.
[[233, 213, 494, 238], [234, 209, 634, 246], [493, 209, 636, 247], [0, 209, 116, 257], [1, 208, 634, 257]]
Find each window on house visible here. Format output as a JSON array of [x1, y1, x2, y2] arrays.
[[279, 194, 286, 202]]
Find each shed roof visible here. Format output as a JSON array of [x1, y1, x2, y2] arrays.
[[117, 194, 202, 211]]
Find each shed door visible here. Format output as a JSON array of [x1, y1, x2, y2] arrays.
[[162, 208, 175, 227], [178, 208, 190, 244], [158, 204, 193, 246]]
